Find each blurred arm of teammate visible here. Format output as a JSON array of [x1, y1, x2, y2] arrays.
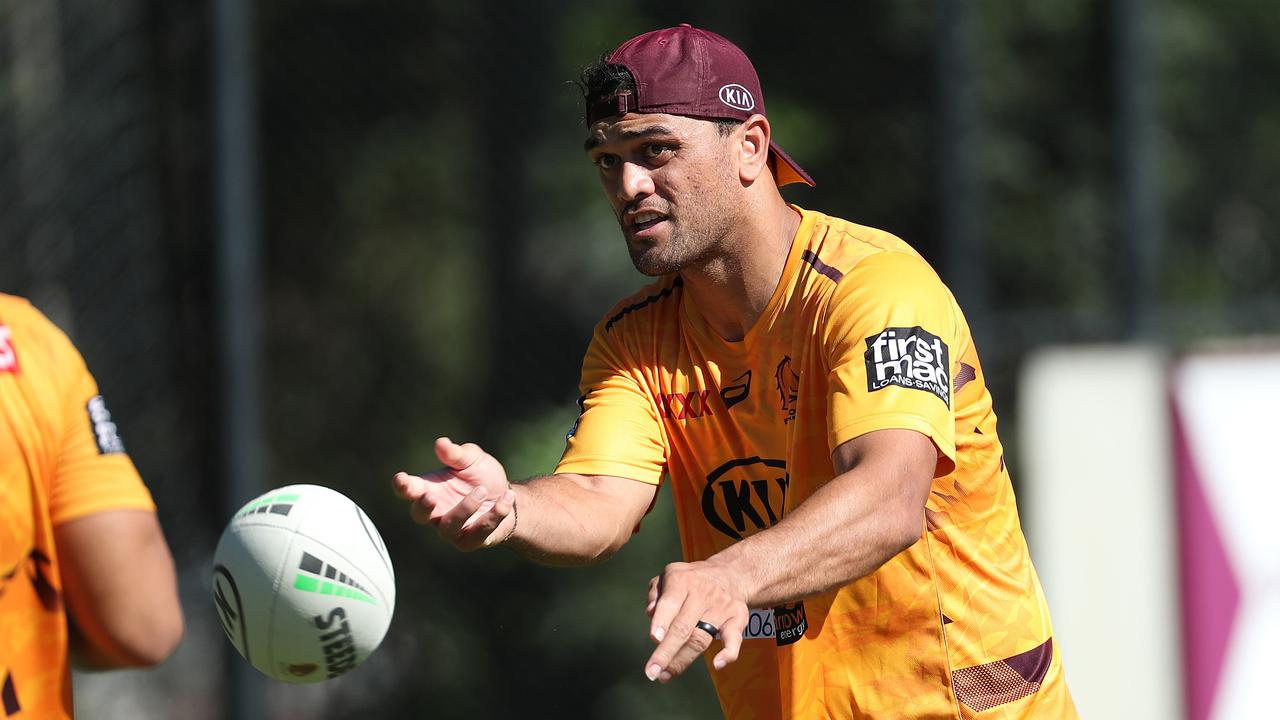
[[641, 428, 936, 683], [393, 437, 658, 565], [56, 508, 185, 669]]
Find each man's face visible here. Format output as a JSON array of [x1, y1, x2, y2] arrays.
[[584, 113, 741, 276]]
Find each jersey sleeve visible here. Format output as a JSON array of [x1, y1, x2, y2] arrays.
[[42, 315, 155, 525], [823, 251, 961, 477], [554, 321, 666, 484]]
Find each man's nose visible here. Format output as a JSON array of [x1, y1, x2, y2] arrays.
[[618, 162, 655, 202]]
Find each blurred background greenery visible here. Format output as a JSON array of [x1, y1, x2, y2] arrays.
[[1, 0, 1277, 718]]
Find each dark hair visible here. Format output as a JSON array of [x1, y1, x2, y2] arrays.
[[579, 57, 741, 137]]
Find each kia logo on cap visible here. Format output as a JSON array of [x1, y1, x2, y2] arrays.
[[719, 84, 755, 111]]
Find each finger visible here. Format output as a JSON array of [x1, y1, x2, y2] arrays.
[[458, 492, 505, 534], [392, 471, 425, 500], [648, 570, 687, 644], [434, 437, 484, 472], [397, 467, 466, 500], [405, 476, 465, 524], [435, 486, 489, 538], [666, 613, 738, 682], [646, 606, 711, 683], [456, 489, 515, 550], [645, 577, 659, 617], [409, 490, 440, 525], [467, 488, 514, 531], [712, 611, 748, 671], [659, 633, 713, 683]]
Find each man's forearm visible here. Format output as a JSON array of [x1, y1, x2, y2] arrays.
[[707, 459, 929, 609], [503, 474, 651, 566]]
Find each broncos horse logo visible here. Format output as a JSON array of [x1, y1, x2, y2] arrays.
[[774, 356, 800, 424]]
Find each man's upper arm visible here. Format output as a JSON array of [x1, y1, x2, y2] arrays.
[[48, 327, 155, 521], [830, 428, 937, 549], [832, 429, 937, 486], [39, 316, 182, 666], [822, 252, 961, 478], [56, 509, 183, 668], [556, 318, 667, 486]]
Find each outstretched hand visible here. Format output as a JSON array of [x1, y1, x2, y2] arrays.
[[393, 437, 516, 551]]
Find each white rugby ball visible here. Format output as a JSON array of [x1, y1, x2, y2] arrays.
[[212, 484, 395, 683]]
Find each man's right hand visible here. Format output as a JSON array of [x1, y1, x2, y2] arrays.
[[393, 437, 517, 551]]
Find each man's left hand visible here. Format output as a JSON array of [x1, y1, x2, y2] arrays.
[[644, 560, 750, 683]]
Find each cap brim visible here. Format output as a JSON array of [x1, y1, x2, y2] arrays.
[[769, 141, 815, 187]]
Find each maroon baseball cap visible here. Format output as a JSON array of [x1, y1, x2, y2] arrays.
[[588, 24, 815, 187]]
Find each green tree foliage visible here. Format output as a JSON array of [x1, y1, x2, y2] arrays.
[[1160, 0, 1280, 316]]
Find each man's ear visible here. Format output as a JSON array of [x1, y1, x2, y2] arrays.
[[737, 114, 772, 184]]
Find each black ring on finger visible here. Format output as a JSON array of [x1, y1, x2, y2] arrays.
[[695, 620, 720, 640]]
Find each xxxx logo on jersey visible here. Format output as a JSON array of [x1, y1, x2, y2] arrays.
[[655, 389, 715, 420], [657, 368, 755, 421], [701, 457, 789, 540]]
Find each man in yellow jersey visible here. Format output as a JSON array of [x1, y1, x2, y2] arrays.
[[394, 25, 1077, 719], [0, 294, 183, 719]]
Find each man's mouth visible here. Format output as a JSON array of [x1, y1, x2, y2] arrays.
[[628, 210, 668, 234]]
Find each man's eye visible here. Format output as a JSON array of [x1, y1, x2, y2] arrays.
[[595, 154, 618, 169], [644, 144, 670, 159]]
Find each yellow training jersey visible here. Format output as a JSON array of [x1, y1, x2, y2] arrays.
[[0, 294, 155, 719], [557, 207, 1077, 719]]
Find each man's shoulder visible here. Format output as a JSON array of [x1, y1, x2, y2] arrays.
[[0, 293, 41, 325], [797, 207, 935, 283], [0, 293, 75, 355], [0, 293, 86, 382], [595, 274, 684, 336]]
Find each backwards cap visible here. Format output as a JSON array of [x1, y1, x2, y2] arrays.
[[588, 24, 815, 187]]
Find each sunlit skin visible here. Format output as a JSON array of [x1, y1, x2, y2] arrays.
[[584, 114, 740, 277], [583, 112, 800, 342]]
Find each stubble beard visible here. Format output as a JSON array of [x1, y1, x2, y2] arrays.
[[629, 222, 698, 276], [626, 191, 737, 278], [623, 145, 741, 277]]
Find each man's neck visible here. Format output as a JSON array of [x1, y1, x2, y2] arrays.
[[680, 198, 801, 342]]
